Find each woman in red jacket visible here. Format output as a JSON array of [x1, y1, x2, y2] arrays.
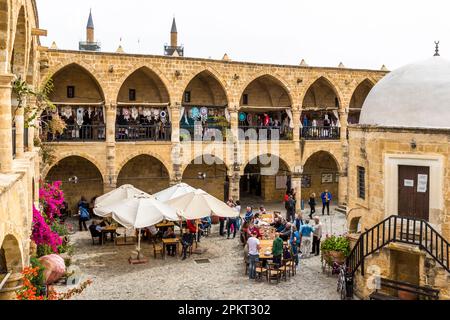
[[187, 219, 200, 242]]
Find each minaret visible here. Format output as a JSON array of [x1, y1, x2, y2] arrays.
[[170, 17, 178, 48], [79, 9, 101, 51], [164, 17, 184, 56], [86, 9, 94, 43]]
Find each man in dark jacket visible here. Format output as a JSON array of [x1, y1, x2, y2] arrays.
[[181, 229, 195, 260]]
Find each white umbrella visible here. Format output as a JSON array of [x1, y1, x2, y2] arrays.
[[94, 184, 150, 217], [153, 183, 197, 202], [166, 189, 236, 220], [98, 194, 179, 260]]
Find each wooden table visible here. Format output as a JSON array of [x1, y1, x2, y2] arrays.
[[162, 238, 180, 259], [101, 226, 117, 245], [156, 222, 175, 229], [260, 213, 275, 224], [259, 240, 274, 260]]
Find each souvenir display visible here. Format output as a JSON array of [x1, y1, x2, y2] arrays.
[[76, 107, 84, 126], [239, 112, 247, 122], [131, 107, 139, 120], [200, 107, 208, 116], [191, 107, 200, 119]]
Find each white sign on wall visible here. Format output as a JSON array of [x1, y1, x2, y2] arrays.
[[404, 179, 414, 187], [417, 174, 428, 193]]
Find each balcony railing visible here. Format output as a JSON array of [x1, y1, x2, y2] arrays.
[[116, 125, 171, 142], [180, 125, 229, 142], [300, 126, 340, 140], [46, 125, 106, 142], [12, 127, 16, 157], [239, 126, 293, 141]]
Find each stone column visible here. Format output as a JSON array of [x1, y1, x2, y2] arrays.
[[292, 107, 301, 142], [26, 96, 37, 152], [292, 173, 302, 212], [14, 106, 24, 158], [170, 103, 180, 143], [0, 74, 14, 173], [339, 110, 349, 142], [104, 104, 117, 193], [228, 166, 241, 201], [229, 106, 239, 142]]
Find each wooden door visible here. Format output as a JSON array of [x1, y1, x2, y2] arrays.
[[398, 165, 430, 221]]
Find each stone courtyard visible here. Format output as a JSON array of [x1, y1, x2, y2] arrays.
[[66, 203, 346, 300]]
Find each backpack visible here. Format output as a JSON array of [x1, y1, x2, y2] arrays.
[[79, 206, 90, 221]]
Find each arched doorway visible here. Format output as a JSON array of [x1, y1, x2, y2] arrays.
[[10, 7, 26, 78], [302, 151, 340, 204], [0, 0, 10, 72], [117, 155, 170, 195], [241, 154, 291, 203], [116, 67, 171, 141], [182, 155, 229, 201], [239, 75, 293, 140], [301, 77, 341, 140], [181, 70, 229, 141], [0, 235, 22, 274], [44, 64, 105, 141], [349, 79, 374, 124], [45, 156, 104, 213]]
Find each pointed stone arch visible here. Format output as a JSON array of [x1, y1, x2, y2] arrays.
[[181, 67, 230, 106], [349, 78, 375, 124], [47, 62, 106, 103], [239, 72, 293, 109], [301, 76, 343, 110], [10, 5, 27, 78], [115, 64, 173, 104], [0, 234, 23, 273], [0, 0, 10, 73]]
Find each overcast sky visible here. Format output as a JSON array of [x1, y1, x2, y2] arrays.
[[37, 0, 449, 70]]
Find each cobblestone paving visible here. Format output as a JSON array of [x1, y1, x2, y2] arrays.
[[69, 202, 347, 300]]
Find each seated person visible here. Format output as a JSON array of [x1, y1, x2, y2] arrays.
[[248, 223, 262, 239], [279, 223, 292, 241], [258, 206, 267, 215], [163, 227, 177, 257], [200, 216, 211, 230], [244, 207, 254, 223], [145, 225, 159, 240], [89, 221, 105, 243], [186, 219, 200, 242], [181, 228, 195, 260]]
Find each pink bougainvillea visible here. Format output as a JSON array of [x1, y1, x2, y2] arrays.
[[39, 181, 65, 223], [32, 206, 62, 253]]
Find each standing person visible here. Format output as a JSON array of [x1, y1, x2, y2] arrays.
[[234, 200, 242, 231], [187, 219, 200, 242], [227, 216, 238, 239], [321, 189, 332, 216], [247, 231, 261, 280], [78, 196, 90, 231], [286, 195, 296, 222], [299, 219, 314, 258], [219, 217, 226, 237], [272, 233, 284, 267], [308, 193, 317, 219], [290, 226, 300, 266], [311, 217, 323, 256]]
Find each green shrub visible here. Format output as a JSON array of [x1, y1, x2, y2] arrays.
[[320, 235, 351, 257]]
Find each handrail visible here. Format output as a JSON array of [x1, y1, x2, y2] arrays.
[[347, 215, 449, 277], [0, 272, 12, 290]]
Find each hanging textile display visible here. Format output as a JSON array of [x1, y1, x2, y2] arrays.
[[286, 109, 294, 129], [224, 108, 231, 122], [76, 107, 84, 126], [61, 106, 72, 119], [131, 107, 139, 120], [239, 112, 247, 122]]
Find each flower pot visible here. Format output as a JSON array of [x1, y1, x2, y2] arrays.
[[329, 250, 346, 264], [0, 273, 23, 300]]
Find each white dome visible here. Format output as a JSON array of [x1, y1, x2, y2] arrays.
[[359, 56, 450, 129]]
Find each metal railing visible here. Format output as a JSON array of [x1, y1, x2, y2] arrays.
[[46, 125, 106, 142], [239, 126, 293, 141], [12, 127, 16, 158], [116, 125, 172, 142], [347, 215, 449, 277], [301, 126, 340, 140], [180, 125, 229, 142]]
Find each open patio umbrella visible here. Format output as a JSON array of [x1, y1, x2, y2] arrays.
[[165, 189, 236, 220], [98, 194, 180, 260], [153, 183, 196, 202], [94, 184, 151, 217]]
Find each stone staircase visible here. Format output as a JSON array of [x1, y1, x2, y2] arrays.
[[335, 203, 348, 215]]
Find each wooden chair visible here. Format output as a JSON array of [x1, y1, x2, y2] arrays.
[[255, 261, 267, 282], [152, 240, 164, 259], [89, 226, 103, 245], [267, 263, 282, 284], [280, 259, 292, 281]]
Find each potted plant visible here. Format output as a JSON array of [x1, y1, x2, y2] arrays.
[[321, 235, 351, 264]]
